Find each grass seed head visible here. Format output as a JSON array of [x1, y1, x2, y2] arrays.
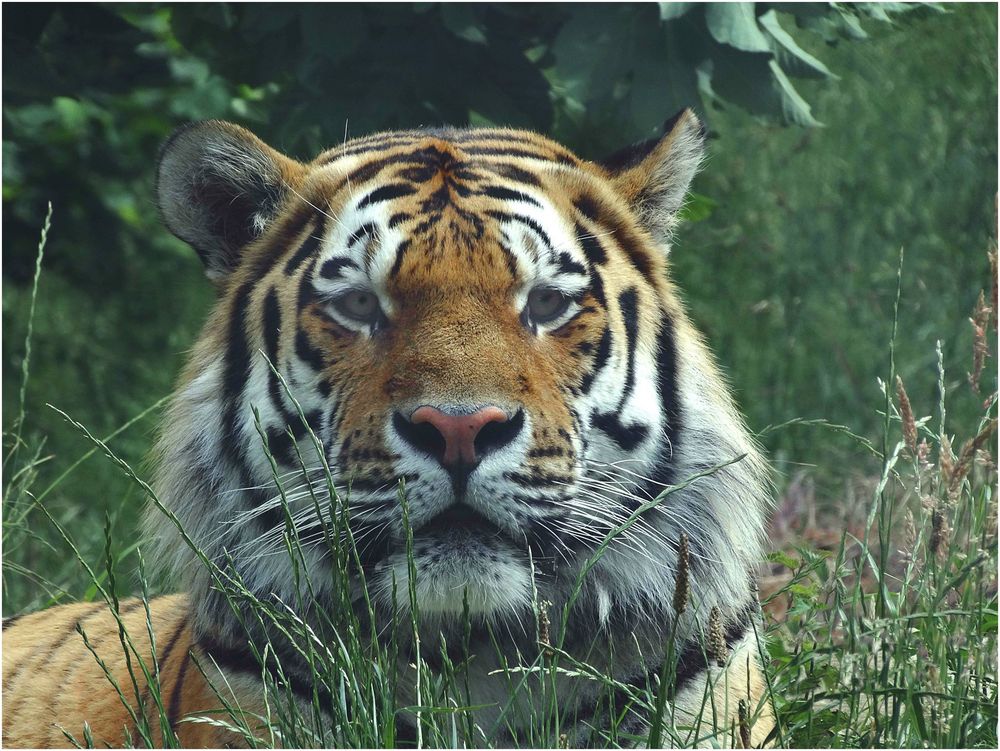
[[948, 419, 997, 500], [902, 509, 916, 560], [939, 435, 954, 487], [916, 438, 931, 469], [930, 504, 947, 558], [975, 448, 996, 477], [537, 599, 553, 657], [989, 236, 997, 331], [708, 605, 727, 667], [896, 375, 917, 454], [968, 291, 992, 393]]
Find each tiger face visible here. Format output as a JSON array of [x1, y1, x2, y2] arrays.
[[153, 113, 769, 654]]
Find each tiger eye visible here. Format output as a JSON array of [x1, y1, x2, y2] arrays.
[[333, 289, 381, 323], [526, 287, 570, 324]]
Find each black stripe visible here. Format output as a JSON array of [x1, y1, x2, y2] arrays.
[[574, 195, 602, 222], [283, 220, 325, 276], [357, 183, 417, 209], [262, 288, 281, 365], [113, 598, 147, 619], [462, 145, 576, 165], [296, 257, 319, 314], [398, 163, 438, 183], [241, 204, 312, 285], [616, 289, 640, 410], [221, 281, 255, 470], [486, 209, 552, 251], [387, 211, 411, 228], [319, 257, 357, 280], [588, 262, 607, 308], [557, 252, 587, 276], [295, 329, 327, 372], [576, 221, 608, 266], [342, 476, 397, 493], [589, 289, 649, 452], [576, 197, 655, 283], [580, 326, 612, 394], [480, 185, 541, 207], [262, 288, 284, 417], [453, 129, 571, 149], [615, 225, 655, 284], [296, 410, 323, 439], [167, 650, 191, 729], [408, 215, 437, 238], [591, 413, 649, 452], [265, 408, 322, 467], [136, 615, 188, 740], [347, 222, 378, 248], [504, 470, 575, 488], [649, 313, 683, 488], [265, 426, 296, 467], [319, 135, 422, 164], [389, 239, 412, 278], [420, 186, 451, 212], [2, 615, 22, 630], [353, 522, 392, 566], [496, 240, 520, 281], [334, 142, 468, 191], [489, 163, 543, 187], [345, 156, 397, 185]]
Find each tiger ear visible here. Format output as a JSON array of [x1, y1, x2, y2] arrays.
[[156, 120, 306, 281], [599, 108, 706, 244]]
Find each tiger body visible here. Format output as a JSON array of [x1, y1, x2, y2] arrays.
[[3, 112, 774, 747]]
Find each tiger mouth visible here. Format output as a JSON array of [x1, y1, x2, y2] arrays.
[[418, 504, 506, 541]]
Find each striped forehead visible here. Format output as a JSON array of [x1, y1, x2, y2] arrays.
[[307, 158, 590, 301]]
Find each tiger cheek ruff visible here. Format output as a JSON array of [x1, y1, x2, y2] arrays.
[[1, 111, 775, 748]]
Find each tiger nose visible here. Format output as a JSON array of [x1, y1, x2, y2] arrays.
[[393, 405, 524, 467]]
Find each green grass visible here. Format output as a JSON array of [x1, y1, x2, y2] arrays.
[[3, 208, 997, 747]]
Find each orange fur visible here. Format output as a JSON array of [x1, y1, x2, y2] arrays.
[[2, 596, 244, 748]]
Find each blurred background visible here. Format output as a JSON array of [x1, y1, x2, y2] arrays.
[[3, 3, 997, 612]]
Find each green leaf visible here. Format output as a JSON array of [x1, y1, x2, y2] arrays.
[[769, 58, 823, 126], [787, 582, 818, 597], [767, 549, 801, 569], [705, 3, 771, 53], [909, 692, 930, 739], [758, 10, 836, 79], [658, 3, 693, 21], [441, 4, 488, 45], [767, 3, 830, 20], [678, 192, 718, 223], [800, 9, 869, 42]]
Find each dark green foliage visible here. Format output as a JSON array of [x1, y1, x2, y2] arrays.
[[674, 4, 997, 471]]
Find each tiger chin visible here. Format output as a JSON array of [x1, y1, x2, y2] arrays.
[[2, 110, 775, 748]]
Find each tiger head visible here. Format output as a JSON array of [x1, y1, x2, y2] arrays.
[[152, 112, 770, 652]]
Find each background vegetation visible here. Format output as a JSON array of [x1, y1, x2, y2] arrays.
[[2, 3, 997, 747]]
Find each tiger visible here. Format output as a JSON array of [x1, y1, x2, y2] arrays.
[[2, 110, 775, 748]]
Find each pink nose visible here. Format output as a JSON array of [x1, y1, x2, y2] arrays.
[[410, 405, 509, 466]]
